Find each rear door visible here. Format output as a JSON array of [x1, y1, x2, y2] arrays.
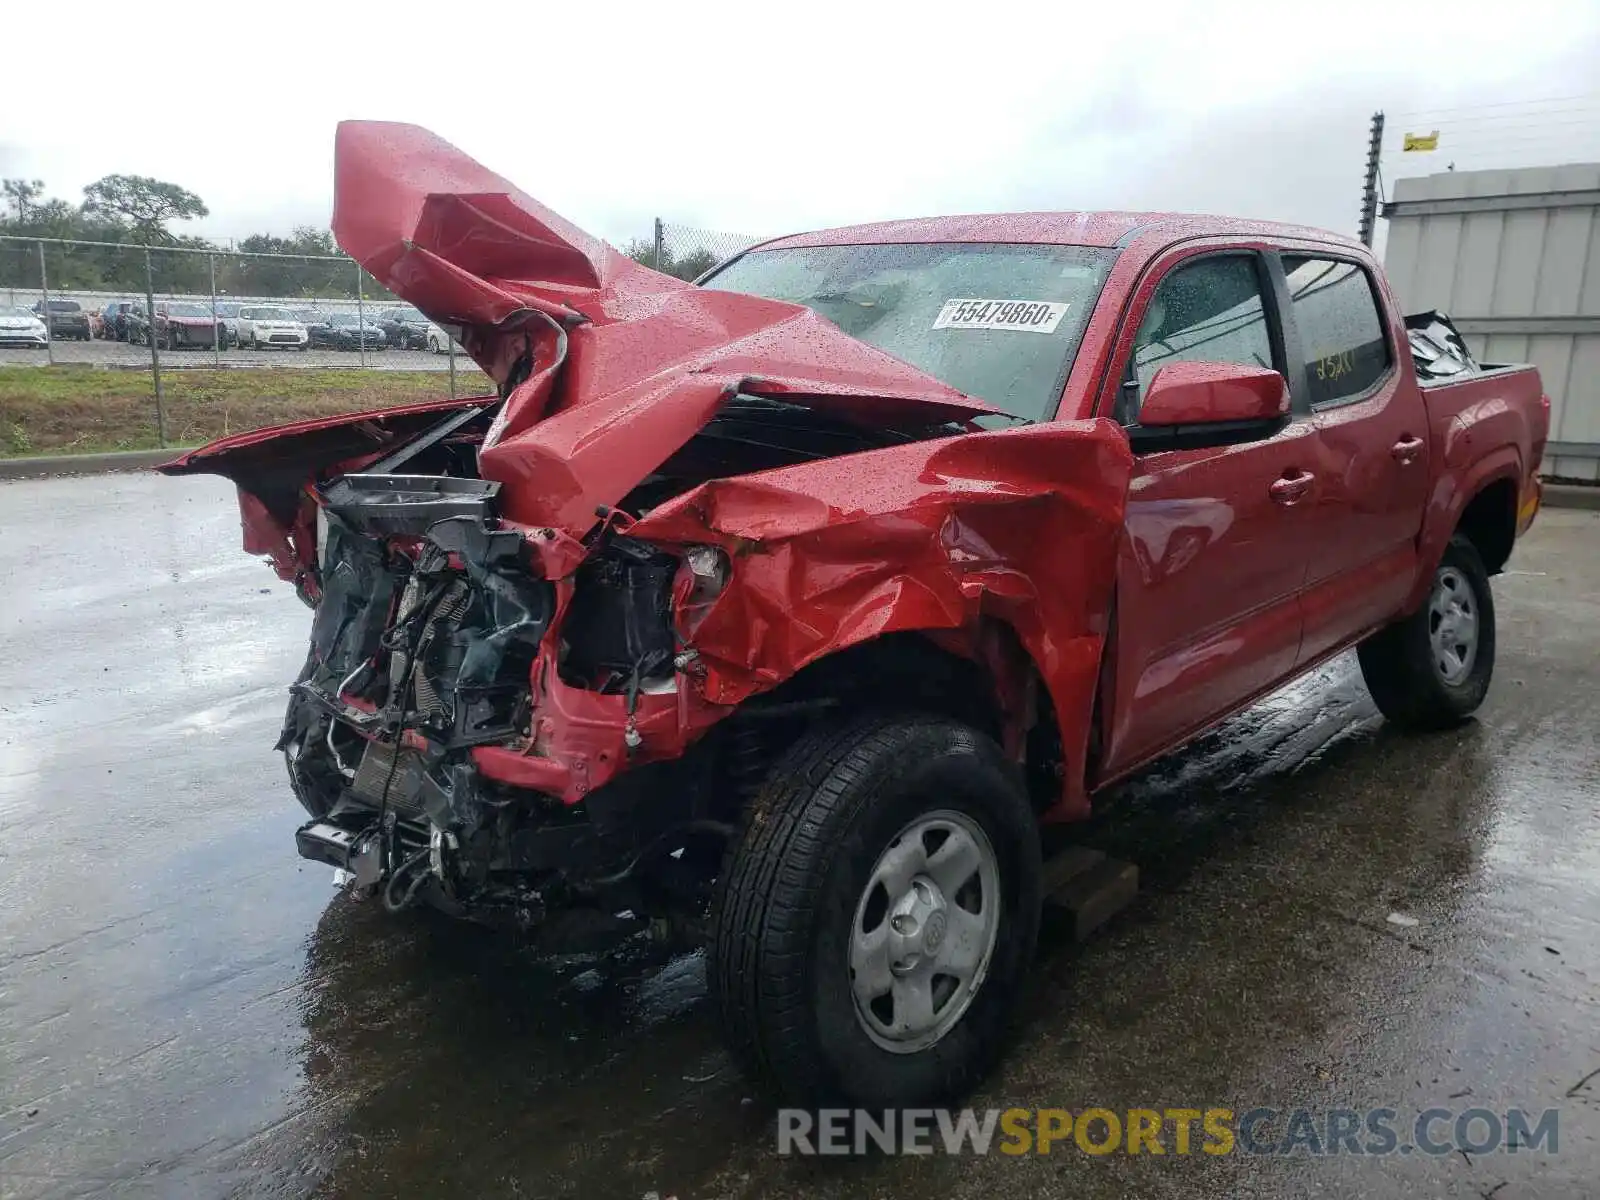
[[1097, 247, 1318, 780], [1276, 253, 1430, 665]]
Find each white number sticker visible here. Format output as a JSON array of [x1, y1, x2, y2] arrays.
[[932, 298, 1069, 333]]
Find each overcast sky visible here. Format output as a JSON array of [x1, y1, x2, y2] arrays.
[[5, 0, 1600, 251]]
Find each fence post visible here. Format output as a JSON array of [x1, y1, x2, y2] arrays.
[[209, 252, 220, 366], [447, 333, 457, 398], [652, 218, 664, 271], [144, 248, 167, 448], [38, 241, 53, 366], [356, 265, 367, 368]]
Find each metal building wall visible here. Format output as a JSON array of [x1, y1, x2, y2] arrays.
[[1382, 163, 1600, 482]]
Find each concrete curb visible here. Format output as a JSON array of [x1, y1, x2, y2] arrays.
[[0, 448, 184, 480], [1544, 483, 1600, 512]]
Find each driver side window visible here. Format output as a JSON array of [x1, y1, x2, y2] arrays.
[[1119, 255, 1275, 425]]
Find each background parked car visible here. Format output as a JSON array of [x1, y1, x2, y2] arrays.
[[124, 305, 151, 345], [308, 311, 386, 350], [149, 302, 224, 350], [375, 306, 430, 349], [426, 323, 463, 354], [210, 302, 244, 348], [293, 308, 330, 343], [0, 305, 49, 348], [100, 300, 140, 341], [31, 299, 91, 340], [236, 305, 308, 350]]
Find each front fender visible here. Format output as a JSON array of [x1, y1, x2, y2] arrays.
[[630, 419, 1134, 820]]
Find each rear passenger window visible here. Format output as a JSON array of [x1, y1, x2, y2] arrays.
[[1282, 257, 1391, 406], [1122, 254, 1275, 424]]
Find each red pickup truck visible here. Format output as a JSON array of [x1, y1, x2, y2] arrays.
[[165, 123, 1548, 1109]]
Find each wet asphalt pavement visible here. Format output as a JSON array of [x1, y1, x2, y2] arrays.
[[1, 472, 1597, 1200]]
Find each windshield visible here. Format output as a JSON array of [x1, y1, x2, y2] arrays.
[[255, 307, 295, 321], [215, 303, 240, 316], [703, 242, 1115, 421], [3, 306, 37, 320], [166, 303, 210, 317], [394, 308, 424, 322], [328, 313, 361, 326], [47, 300, 81, 312]]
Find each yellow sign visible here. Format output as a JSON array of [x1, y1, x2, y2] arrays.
[[1404, 131, 1440, 152]]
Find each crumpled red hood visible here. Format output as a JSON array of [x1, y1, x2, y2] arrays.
[[329, 121, 997, 533]]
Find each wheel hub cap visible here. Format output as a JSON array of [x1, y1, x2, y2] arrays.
[[849, 810, 1001, 1054], [1428, 567, 1479, 686]]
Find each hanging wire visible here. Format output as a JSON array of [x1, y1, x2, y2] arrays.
[[1390, 94, 1600, 121]]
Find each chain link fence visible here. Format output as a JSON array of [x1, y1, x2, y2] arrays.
[[630, 220, 765, 281], [1, 219, 761, 456], [0, 234, 453, 366]]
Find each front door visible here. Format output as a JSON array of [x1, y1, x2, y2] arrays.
[[1099, 250, 1318, 780]]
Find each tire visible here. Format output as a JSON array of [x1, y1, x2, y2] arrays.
[[1358, 534, 1496, 730], [710, 713, 1041, 1109]]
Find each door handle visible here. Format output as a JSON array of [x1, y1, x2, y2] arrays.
[[1269, 471, 1314, 506], [1391, 435, 1425, 464]]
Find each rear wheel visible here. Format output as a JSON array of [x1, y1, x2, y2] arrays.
[[710, 713, 1040, 1107], [1358, 534, 1496, 729]]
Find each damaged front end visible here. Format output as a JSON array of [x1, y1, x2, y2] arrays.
[[163, 121, 1133, 948], [281, 468, 738, 945]]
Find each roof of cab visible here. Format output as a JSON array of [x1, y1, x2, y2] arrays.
[[752, 211, 1362, 253]]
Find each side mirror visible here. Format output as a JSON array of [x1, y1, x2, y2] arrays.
[[1139, 361, 1288, 426], [1129, 361, 1289, 453]]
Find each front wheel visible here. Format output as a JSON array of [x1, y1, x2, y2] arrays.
[[1358, 534, 1496, 730], [710, 714, 1040, 1108]]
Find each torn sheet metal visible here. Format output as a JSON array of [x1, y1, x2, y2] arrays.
[[630, 420, 1134, 818], [329, 121, 999, 535]]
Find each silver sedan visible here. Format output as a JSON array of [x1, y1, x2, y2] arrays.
[[0, 305, 49, 348]]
